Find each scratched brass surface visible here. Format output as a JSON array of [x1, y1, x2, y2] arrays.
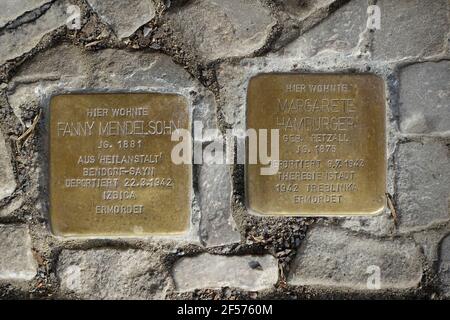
[[49, 93, 191, 236], [246, 74, 386, 216]]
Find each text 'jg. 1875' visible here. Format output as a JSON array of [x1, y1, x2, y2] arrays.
[[246, 74, 386, 216]]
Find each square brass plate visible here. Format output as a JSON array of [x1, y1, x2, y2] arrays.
[[246, 74, 386, 216], [49, 93, 191, 236]]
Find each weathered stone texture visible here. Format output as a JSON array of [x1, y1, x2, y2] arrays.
[[340, 213, 395, 237], [7, 44, 87, 122], [414, 230, 449, 265], [281, 0, 337, 20], [0, 225, 37, 281], [399, 61, 450, 134], [289, 226, 423, 290], [8, 44, 217, 130], [0, 131, 16, 200], [166, 0, 276, 61], [279, 0, 366, 58], [0, 1, 67, 65], [89, 49, 194, 89], [86, 0, 156, 39], [216, 63, 247, 129], [192, 92, 220, 141], [0, 198, 23, 218], [57, 249, 169, 299], [439, 234, 450, 297], [396, 141, 450, 232], [198, 163, 240, 247], [0, 0, 448, 300], [173, 253, 278, 291], [372, 0, 448, 60], [0, 0, 49, 28]]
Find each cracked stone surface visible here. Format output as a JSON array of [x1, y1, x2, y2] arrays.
[[89, 49, 195, 89], [216, 63, 247, 130], [340, 213, 395, 237], [288, 225, 423, 290], [198, 163, 240, 247], [280, 0, 337, 20], [173, 253, 278, 291], [192, 92, 220, 141], [0, 198, 23, 218], [0, 1, 68, 65], [399, 61, 450, 134], [414, 230, 449, 265], [166, 0, 276, 61], [0, 130, 16, 200], [0, 225, 37, 281], [57, 249, 169, 299], [372, 0, 449, 61], [0, 0, 49, 28], [87, 0, 156, 39], [439, 234, 450, 297], [396, 141, 450, 232], [7, 44, 88, 123], [278, 0, 366, 59], [8, 44, 217, 131], [7, 43, 218, 243]]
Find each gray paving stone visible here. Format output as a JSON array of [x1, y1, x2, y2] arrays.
[[413, 230, 449, 265], [198, 163, 240, 247], [0, 1, 68, 65], [0, 0, 49, 28], [279, 0, 367, 58], [166, 0, 276, 61], [439, 233, 450, 297], [372, 0, 448, 61], [8, 44, 217, 131], [399, 61, 450, 134], [396, 141, 450, 232], [173, 253, 278, 291], [7, 44, 87, 122], [87, 0, 156, 39], [0, 131, 16, 200], [340, 213, 395, 237], [281, 0, 337, 20], [0, 225, 37, 281], [0, 198, 23, 218], [216, 63, 247, 129], [289, 225, 423, 290], [57, 249, 169, 299]]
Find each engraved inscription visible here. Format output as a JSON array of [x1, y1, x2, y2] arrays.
[[246, 74, 386, 216], [49, 93, 190, 236]]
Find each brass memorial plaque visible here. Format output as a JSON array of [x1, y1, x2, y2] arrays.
[[49, 93, 191, 236], [246, 74, 386, 216]]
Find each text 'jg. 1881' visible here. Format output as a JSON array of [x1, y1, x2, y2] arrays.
[[49, 93, 191, 236]]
